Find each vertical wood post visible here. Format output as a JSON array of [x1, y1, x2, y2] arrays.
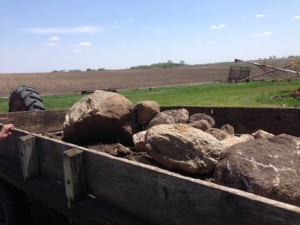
[[63, 148, 87, 208], [18, 135, 39, 182]]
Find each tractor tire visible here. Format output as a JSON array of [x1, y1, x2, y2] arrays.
[[0, 179, 30, 225], [8, 85, 45, 112]]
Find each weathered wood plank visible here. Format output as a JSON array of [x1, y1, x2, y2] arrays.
[[18, 135, 39, 181], [36, 135, 72, 181], [63, 148, 87, 207], [85, 150, 300, 225], [0, 109, 67, 133], [5, 128, 300, 225]]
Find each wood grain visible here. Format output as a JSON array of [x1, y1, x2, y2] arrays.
[[18, 135, 39, 181], [63, 148, 87, 206]]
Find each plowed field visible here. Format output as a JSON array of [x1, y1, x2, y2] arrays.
[[0, 64, 261, 98]]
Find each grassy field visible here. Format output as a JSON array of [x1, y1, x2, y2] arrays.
[[1, 80, 300, 113], [121, 80, 300, 107]]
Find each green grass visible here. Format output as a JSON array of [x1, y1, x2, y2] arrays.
[[1, 80, 300, 113], [0, 94, 87, 113], [42, 94, 87, 110], [121, 80, 300, 107]]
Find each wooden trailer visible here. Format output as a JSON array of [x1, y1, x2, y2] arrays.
[[0, 107, 300, 225]]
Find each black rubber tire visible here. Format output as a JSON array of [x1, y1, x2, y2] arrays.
[[0, 179, 30, 225], [8, 85, 45, 112]]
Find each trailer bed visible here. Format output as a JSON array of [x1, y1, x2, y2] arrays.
[[1, 107, 300, 225]]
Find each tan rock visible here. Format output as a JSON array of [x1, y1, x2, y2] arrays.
[[136, 101, 160, 127], [252, 130, 274, 139], [206, 128, 231, 141], [63, 90, 139, 146], [145, 124, 224, 175], [133, 131, 147, 152]]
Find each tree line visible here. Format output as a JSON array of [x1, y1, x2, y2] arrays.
[[130, 60, 187, 69]]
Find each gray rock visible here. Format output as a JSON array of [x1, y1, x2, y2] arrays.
[[145, 124, 224, 175], [146, 113, 175, 130], [206, 128, 231, 141], [189, 113, 215, 127], [146, 108, 190, 129], [214, 134, 300, 206], [63, 90, 139, 146], [221, 124, 235, 136], [162, 108, 189, 124], [188, 119, 211, 131], [136, 101, 160, 127], [252, 129, 274, 139]]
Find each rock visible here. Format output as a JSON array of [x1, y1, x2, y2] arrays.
[[221, 134, 254, 149], [188, 119, 211, 131], [206, 128, 231, 141], [189, 113, 215, 127], [221, 124, 235, 136], [133, 131, 147, 152], [163, 108, 189, 124], [127, 152, 159, 167], [63, 90, 139, 146], [252, 130, 274, 139], [145, 108, 190, 129], [214, 134, 300, 206], [88, 143, 132, 157], [145, 124, 224, 175], [145, 113, 175, 129], [136, 101, 160, 127]]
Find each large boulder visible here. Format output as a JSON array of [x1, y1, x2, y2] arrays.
[[136, 101, 160, 127], [214, 134, 300, 206], [145, 124, 224, 175], [63, 90, 139, 146]]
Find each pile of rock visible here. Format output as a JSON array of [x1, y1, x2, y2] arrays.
[[62, 90, 300, 206]]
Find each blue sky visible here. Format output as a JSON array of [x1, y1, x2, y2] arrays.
[[1, 0, 300, 73]]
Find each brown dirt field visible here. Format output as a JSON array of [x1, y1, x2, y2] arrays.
[[0, 65, 227, 97], [0, 63, 263, 98], [1, 58, 295, 98]]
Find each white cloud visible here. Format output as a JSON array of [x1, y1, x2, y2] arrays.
[[23, 26, 103, 34], [120, 44, 126, 47], [210, 24, 227, 29], [294, 16, 300, 19], [77, 42, 91, 47], [256, 14, 266, 18], [252, 31, 272, 37], [196, 41, 203, 45], [49, 36, 60, 41]]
